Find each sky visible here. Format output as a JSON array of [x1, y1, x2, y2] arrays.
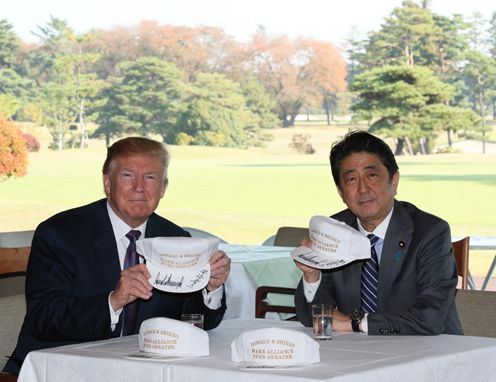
[[3, 0, 495, 48]]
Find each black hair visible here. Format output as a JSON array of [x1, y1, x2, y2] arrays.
[[329, 130, 398, 186]]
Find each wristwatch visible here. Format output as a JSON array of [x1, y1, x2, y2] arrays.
[[349, 309, 364, 332]]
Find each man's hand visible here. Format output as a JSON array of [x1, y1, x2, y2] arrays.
[[294, 238, 321, 283], [331, 308, 353, 332], [207, 250, 231, 291], [110, 264, 152, 311]]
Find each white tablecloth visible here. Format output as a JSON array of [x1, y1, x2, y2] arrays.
[[222, 245, 296, 319], [18, 319, 496, 382]]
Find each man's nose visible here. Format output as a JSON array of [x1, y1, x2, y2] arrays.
[[133, 176, 145, 191], [357, 177, 369, 193]]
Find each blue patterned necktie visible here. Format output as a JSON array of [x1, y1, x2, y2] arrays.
[[122, 230, 141, 335], [361, 234, 380, 313]]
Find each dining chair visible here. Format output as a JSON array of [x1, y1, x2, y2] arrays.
[[261, 234, 275, 246], [456, 289, 496, 337], [183, 227, 228, 244], [0, 245, 30, 376], [0, 230, 34, 248], [273, 226, 309, 247], [452, 237, 473, 290], [255, 286, 296, 319]]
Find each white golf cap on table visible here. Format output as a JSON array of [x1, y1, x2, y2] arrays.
[[136, 237, 219, 293], [291, 215, 370, 269], [138, 317, 209, 357], [231, 327, 320, 368]]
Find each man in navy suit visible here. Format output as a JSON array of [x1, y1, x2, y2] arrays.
[[4, 137, 231, 375], [295, 131, 462, 335]]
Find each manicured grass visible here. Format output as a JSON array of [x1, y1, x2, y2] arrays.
[[1, 126, 495, 276]]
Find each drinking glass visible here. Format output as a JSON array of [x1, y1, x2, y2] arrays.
[[312, 304, 333, 340]]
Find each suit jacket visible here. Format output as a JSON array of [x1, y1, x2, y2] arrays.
[[4, 199, 226, 374], [295, 200, 462, 336]]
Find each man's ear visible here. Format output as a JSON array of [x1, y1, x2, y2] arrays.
[[392, 171, 400, 193], [103, 174, 111, 195], [160, 178, 168, 198]]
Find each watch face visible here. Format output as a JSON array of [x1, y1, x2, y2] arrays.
[[349, 309, 364, 321]]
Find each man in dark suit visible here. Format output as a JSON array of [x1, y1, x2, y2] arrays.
[[295, 131, 462, 335], [4, 137, 230, 375]]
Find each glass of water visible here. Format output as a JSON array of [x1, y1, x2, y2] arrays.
[[181, 313, 204, 329], [312, 304, 334, 340]]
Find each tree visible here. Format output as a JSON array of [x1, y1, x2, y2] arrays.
[[0, 94, 19, 119], [96, 57, 186, 142], [351, 65, 478, 154], [462, 50, 496, 154], [0, 20, 35, 105], [0, 113, 28, 180], [28, 18, 107, 149], [240, 74, 279, 130], [176, 72, 260, 147], [0, 19, 20, 69], [249, 32, 347, 127], [488, 12, 496, 120], [360, 0, 437, 68]]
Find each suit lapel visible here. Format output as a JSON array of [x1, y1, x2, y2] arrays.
[[378, 201, 414, 305], [91, 200, 121, 288]]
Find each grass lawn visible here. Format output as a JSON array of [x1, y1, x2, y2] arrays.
[[1, 125, 495, 276]]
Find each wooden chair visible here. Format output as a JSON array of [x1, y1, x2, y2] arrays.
[[273, 226, 309, 247], [255, 286, 296, 319], [452, 237, 472, 290], [0, 246, 30, 379], [456, 289, 496, 337]]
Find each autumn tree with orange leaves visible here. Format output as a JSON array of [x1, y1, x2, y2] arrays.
[[0, 113, 28, 180], [249, 32, 347, 127]]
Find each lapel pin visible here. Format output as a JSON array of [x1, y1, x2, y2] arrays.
[[395, 250, 403, 261], [399, 241, 405, 248]]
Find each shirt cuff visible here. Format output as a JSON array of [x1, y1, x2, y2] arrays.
[[360, 313, 369, 334], [302, 272, 322, 302], [109, 292, 122, 330], [202, 286, 224, 309]]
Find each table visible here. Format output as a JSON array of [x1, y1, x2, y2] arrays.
[[18, 319, 496, 382], [222, 244, 300, 319]]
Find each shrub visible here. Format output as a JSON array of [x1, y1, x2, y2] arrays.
[[0, 113, 28, 180], [289, 134, 315, 154], [22, 132, 41, 152], [174, 132, 195, 145]]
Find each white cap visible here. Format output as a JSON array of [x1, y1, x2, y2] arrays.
[[136, 237, 219, 293], [138, 317, 209, 357], [231, 328, 320, 366], [291, 215, 370, 269]]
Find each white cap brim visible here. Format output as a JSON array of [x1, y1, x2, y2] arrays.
[[291, 216, 370, 269], [136, 237, 218, 293]]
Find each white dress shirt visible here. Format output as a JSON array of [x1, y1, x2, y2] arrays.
[[105, 202, 223, 330]]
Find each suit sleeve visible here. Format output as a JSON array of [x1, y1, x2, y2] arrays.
[[295, 273, 335, 327], [24, 223, 113, 342], [368, 219, 459, 335]]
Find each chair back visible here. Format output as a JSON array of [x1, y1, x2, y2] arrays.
[[0, 245, 30, 373], [255, 286, 296, 319], [456, 289, 496, 337], [0, 230, 34, 248], [273, 226, 308, 247], [261, 235, 275, 246], [183, 227, 228, 244], [452, 237, 470, 289]]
